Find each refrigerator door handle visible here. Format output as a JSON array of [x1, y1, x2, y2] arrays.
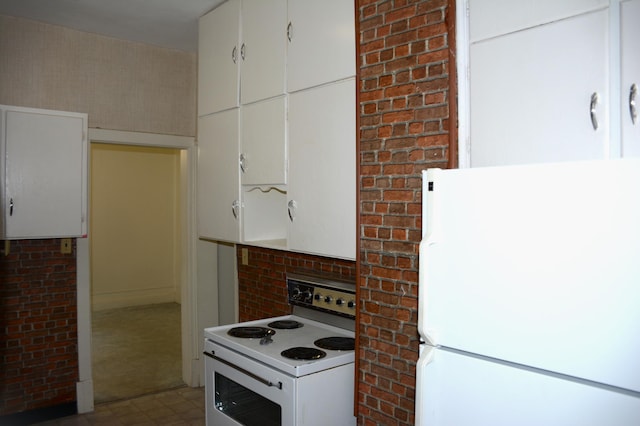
[[419, 169, 443, 346], [415, 344, 436, 426]]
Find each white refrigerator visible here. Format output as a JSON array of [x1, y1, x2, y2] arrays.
[[416, 159, 640, 425]]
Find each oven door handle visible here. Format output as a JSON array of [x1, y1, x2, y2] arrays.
[[204, 351, 283, 390]]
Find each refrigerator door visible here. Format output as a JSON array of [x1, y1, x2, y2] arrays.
[[416, 346, 640, 426], [419, 159, 640, 392]]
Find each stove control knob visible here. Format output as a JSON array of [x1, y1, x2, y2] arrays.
[[336, 298, 345, 306], [324, 296, 333, 304], [347, 300, 356, 309], [314, 293, 323, 301], [301, 291, 312, 301], [292, 287, 301, 298]]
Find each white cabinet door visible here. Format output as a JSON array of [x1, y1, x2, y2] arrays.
[[241, 96, 286, 185], [470, 10, 608, 167], [2, 107, 87, 239], [198, 109, 241, 242], [287, 0, 356, 92], [240, 0, 286, 105], [288, 78, 356, 259], [621, 0, 640, 157], [469, 0, 608, 42], [198, 0, 241, 116]]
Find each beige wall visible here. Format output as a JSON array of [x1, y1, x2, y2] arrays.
[[90, 143, 182, 310], [0, 14, 196, 136]]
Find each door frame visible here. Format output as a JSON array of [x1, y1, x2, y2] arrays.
[[76, 129, 198, 413], [456, 0, 470, 169]]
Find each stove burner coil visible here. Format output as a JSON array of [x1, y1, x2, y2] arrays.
[[281, 347, 326, 360], [227, 326, 275, 339], [267, 320, 304, 329], [314, 337, 355, 351]]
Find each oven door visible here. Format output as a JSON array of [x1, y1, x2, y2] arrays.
[[204, 339, 296, 426]]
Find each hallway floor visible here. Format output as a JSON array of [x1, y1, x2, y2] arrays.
[[92, 303, 184, 403], [34, 386, 205, 425], [31, 303, 205, 425]]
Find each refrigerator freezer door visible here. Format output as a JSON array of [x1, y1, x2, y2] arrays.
[[419, 159, 640, 392], [416, 347, 640, 426]]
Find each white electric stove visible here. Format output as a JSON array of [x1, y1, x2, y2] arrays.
[[203, 273, 357, 426]]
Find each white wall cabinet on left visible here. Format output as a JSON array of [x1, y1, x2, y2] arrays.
[[0, 105, 88, 239], [197, 109, 241, 242]]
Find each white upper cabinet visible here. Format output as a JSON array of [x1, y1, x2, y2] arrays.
[[198, 0, 241, 116], [288, 78, 356, 260], [197, 109, 241, 243], [287, 0, 356, 92], [469, 9, 608, 167], [197, 0, 356, 259], [241, 96, 287, 186], [621, 0, 640, 157], [199, 0, 286, 115], [1, 105, 87, 239], [240, 0, 287, 105], [463, 0, 640, 167], [469, 0, 608, 42]]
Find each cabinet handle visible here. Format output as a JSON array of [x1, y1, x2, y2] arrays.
[[287, 22, 293, 42], [232, 46, 237, 64], [287, 200, 297, 222], [231, 200, 241, 219], [630, 83, 638, 125], [205, 350, 283, 389], [241, 43, 246, 61], [239, 153, 247, 173], [9, 198, 14, 216], [590, 92, 599, 131]]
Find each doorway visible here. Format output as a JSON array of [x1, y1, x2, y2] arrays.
[[90, 143, 183, 402], [75, 129, 202, 412]]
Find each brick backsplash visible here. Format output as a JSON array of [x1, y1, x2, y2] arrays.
[[358, 0, 455, 424], [0, 239, 78, 415], [236, 245, 357, 322]]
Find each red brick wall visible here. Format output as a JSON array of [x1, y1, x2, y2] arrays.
[[358, 0, 454, 424], [0, 239, 78, 415], [236, 245, 357, 322]]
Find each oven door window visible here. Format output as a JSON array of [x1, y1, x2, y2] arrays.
[[215, 372, 281, 426]]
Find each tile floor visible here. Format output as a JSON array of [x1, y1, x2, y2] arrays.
[[33, 386, 205, 426]]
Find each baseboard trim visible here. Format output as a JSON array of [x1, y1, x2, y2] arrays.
[[0, 402, 76, 426], [92, 288, 177, 311]]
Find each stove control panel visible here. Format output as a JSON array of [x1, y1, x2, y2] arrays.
[[287, 274, 356, 318]]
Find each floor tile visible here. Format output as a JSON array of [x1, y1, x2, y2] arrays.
[[32, 387, 205, 426]]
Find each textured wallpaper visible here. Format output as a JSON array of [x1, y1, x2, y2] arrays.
[[0, 14, 196, 137]]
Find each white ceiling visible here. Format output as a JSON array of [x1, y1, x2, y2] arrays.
[[0, 0, 226, 52]]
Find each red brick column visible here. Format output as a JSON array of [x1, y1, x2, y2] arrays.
[[357, 0, 455, 424]]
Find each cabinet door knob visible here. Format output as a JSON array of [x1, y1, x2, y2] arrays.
[[240, 153, 247, 173], [232, 46, 238, 64], [287, 22, 293, 42], [241, 43, 246, 61], [231, 200, 241, 219], [630, 83, 638, 125], [590, 92, 599, 131], [287, 200, 297, 222]]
